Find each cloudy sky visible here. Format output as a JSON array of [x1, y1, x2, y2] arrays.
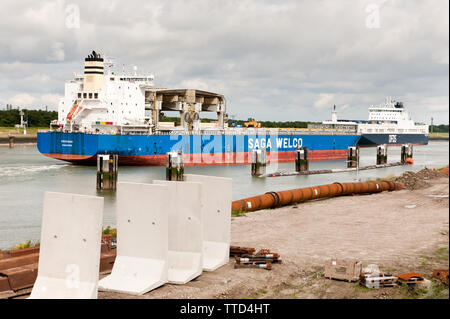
[[0, 0, 448, 123]]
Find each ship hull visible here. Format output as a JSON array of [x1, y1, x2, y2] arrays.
[[357, 133, 428, 147], [37, 132, 361, 166]]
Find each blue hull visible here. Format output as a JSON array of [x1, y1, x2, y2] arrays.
[[37, 132, 361, 165], [358, 133, 428, 146]]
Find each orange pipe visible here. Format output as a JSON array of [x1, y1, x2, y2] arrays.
[[231, 181, 404, 213]]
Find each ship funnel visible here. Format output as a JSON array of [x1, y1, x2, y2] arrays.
[[83, 50, 104, 92]]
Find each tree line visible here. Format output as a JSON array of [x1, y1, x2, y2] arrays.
[[0, 109, 448, 132], [0, 109, 58, 127], [430, 124, 449, 133]]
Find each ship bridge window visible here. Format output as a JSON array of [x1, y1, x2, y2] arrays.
[[110, 78, 115, 81], [94, 93, 98, 99], [83, 93, 87, 98], [89, 93, 92, 99], [78, 93, 81, 98]]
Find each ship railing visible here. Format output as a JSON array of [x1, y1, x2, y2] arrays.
[[153, 128, 357, 136]]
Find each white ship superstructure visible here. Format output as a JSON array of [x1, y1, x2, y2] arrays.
[[56, 51, 155, 134], [54, 51, 227, 135], [357, 98, 428, 135]]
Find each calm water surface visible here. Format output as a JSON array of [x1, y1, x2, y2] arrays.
[[0, 141, 448, 249]]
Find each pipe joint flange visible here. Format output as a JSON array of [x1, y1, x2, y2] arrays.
[[265, 191, 280, 207]]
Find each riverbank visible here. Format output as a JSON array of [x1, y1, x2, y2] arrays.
[[429, 133, 449, 141], [99, 168, 448, 299], [0, 127, 41, 145]]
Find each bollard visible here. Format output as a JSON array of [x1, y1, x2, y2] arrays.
[[8, 135, 14, 148], [376, 144, 388, 165], [347, 146, 359, 168], [401, 144, 413, 164], [96, 154, 118, 190], [251, 149, 266, 176], [295, 147, 309, 172], [166, 150, 184, 181]]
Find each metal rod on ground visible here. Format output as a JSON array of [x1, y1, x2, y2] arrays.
[[347, 146, 359, 168], [234, 263, 272, 270], [251, 149, 266, 176], [377, 144, 388, 165], [96, 154, 118, 190], [166, 150, 184, 181], [295, 147, 309, 172]]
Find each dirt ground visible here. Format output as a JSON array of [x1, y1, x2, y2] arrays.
[[99, 172, 449, 299]]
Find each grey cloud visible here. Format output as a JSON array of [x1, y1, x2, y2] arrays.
[[0, 0, 448, 123]]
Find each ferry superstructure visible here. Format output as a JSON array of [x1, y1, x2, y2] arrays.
[[357, 98, 428, 146]]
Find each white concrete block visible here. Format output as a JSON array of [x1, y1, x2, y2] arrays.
[[153, 180, 203, 284], [29, 192, 104, 299], [184, 174, 232, 271], [98, 182, 169, 295]]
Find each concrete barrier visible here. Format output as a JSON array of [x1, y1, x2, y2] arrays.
[[184, 174, 232, 271], [153, 180, 203, 284], [98, 182, 169, 295], [29, 192, 104, 299]]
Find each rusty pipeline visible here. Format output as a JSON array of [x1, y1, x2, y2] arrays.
[[231, 181, 404, 213]]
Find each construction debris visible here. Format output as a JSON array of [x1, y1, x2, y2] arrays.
[[324, 259, 362, 282], [0, 233, 117, 298], [394, 168, 448, 190], [396, 272, 424, 285], [234, 263, 272, 270], [360, 273, 398, 288], [233, 248, 280, 271], [432, 269, 449, 286], [230, 246, 256, 257]]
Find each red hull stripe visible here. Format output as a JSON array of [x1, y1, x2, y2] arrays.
[[43, 149, 348, 166], [43, 153, 94, 161]]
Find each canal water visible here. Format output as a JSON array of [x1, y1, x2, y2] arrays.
[[0, 141, 448, 249]]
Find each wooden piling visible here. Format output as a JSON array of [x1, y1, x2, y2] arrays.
[[166, 150, 184, 181], [8, 135, 14, 148], [401, 144, 413, 164], [251, 149, 266, 176], [96, 154, 118, 190], [347, 146, 359, 168], [295, 147, 309, 172], [376, 144, 388, 165]]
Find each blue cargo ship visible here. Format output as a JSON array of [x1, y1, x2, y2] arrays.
[[37, 131, 361, 165], [36, 52, 428, 166]]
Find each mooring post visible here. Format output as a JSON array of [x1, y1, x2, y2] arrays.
[[8, 135, 14, 148], [251, 149, 266, 176], [347, 146, 359, 168], [166, 150, 184, 181], [401, 144, 413, 164], [376, 144, 387, 165], [96, 154, 118, 190], [295, 147, 309, 172]]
